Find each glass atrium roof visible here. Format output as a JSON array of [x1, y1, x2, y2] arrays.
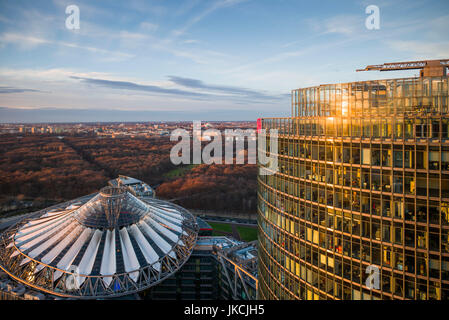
[[0, 180, 198, 299]]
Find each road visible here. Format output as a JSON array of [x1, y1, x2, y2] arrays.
[[198, 215, 257, 227]]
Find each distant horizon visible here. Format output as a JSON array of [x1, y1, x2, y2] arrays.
[[0, 106, 273, 124], [0, 120, 258, 124]]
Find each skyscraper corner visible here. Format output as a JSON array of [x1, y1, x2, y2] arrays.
[[257, 60, 449, 300]]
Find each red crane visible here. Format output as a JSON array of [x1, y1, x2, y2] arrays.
[[357, 59, 449, 77]]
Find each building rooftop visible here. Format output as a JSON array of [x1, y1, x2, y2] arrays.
[[195, 236, 242, 250], [193, 236, 258, 279], [217, 240, 258, 278]]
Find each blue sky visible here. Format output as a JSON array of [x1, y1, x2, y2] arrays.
[[0, 0, 448, 122]]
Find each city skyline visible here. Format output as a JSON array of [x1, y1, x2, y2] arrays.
[[1, 0, 449, 122]]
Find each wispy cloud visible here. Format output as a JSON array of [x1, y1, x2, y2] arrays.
[[171, 0, 249, 37], [223, 38, 355, 75], [306, 14, 363, 36], [182, 39, 201, 45], [173, 0, 202, 17], [0, 68, 111, 82], [0, 13, 12, 24], [0, 33, 49, 49], [139, 22, 159, 33], [71, 76, 207, 98], [70, 75, 288, 103], [0, 86, 46, 94], [168, 75, 286, 100], [0, 1, 236, 66], [387, 40, 449, 59], [0, 32, 134, 61]]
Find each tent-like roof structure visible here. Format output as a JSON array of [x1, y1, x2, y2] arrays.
[[0, 183, 198, 299]]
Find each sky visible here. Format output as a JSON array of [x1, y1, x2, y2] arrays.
[[0, 0, 448, 122]]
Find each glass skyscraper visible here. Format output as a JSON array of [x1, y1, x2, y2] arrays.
[[258, 68, 449, 299]]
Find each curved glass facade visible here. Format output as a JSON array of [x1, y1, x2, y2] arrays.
[[258, 76, 449, 300]]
